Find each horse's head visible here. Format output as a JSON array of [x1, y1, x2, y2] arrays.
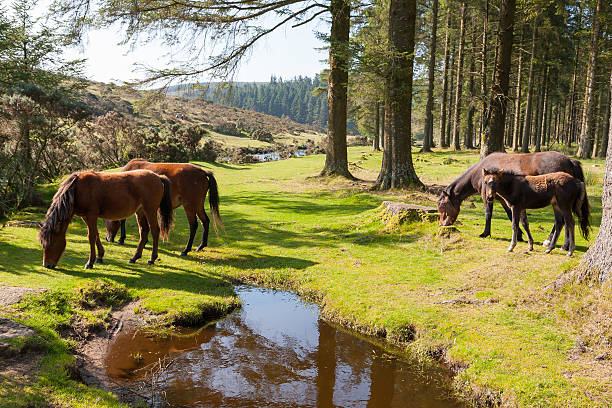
[[39, 222, 68, 269], [437, 189, 460, 226], [105, 220, 120, 242], [482, 168, 503, 204]]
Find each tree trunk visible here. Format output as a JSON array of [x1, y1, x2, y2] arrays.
[[466, 21, 477, 150], [577, 0, 601, 159], [439, 11, 451, 148], [321, 0, 353, 178], [599, 82, 611, 158], [575, 70, 612, 284], [446, 45, 456, 147], [480, 0, 516, 157], [479, 0, 489, 146], [535, 65, 548, 152], [451, 1, 467, 151], [423, 0, 439, 152], [380, 103, 385, 149], [592, 86, 604, 157], [373, 101, 380, 150], [521, 21, 536, 153], [376, 0, 422, 190], [512, 29, 523, 151]]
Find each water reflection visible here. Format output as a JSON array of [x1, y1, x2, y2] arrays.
[[106, 287, 463, 408]]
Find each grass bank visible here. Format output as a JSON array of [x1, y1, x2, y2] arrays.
[[1, 147, 610, 407]]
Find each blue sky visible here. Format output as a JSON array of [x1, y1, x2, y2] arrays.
[[63, 16, 329, 85]]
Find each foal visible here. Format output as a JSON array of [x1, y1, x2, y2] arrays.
[[481, 169, 590, 256]]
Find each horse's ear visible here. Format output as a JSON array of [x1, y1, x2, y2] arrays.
[[497, 168, 504, 177], [482, 168, 489, 176]]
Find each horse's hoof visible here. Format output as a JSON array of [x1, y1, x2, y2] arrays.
[[542, 240, 550, 246], [147, 260, 155, 265], [528, 245, 534, 251], [106, 237, 114, 243], [84, 262, 94, 269], [95, 257, 104, 264], [128, 258, 137, 264], [117, 240, 125, 245], [544, 248, 552, 254], [196, 245, 207, 251], [507, 247, 514, 253], [567, 251, 574, 257], [561, 244, 569, 251], [179, 251, 188, 257], [479, 232, 490, 238]]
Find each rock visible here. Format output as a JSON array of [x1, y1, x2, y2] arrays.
[[380, 201, 437, 223], [0, 317, 35, 341], [0, 286, 44, 307]]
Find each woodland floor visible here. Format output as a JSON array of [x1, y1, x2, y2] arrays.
[[0, 147, 610, 408]]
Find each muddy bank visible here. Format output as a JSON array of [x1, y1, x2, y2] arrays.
[[73, 301, 149, 405]]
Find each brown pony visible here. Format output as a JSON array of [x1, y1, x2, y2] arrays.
[[481, 168, 590, 256], [104, 159, 223, 256], [39, 170, 173, 269], [437, 151, 584, 247]]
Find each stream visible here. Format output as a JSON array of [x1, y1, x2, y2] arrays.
[[105, 286, 464, 407]]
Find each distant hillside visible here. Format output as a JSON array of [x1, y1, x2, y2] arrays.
[[79, 80, 324, 150], [166, 76, 328, 129]]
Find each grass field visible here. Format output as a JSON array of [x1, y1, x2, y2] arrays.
[[1, 147, 610, 407]]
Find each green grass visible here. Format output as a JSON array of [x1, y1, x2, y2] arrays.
[[1, 147, 610, 407]]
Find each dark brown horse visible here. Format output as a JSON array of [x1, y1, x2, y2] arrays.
[[437, 151, 584, 246], [481, 168, 590, 256], [104, 159, 223, 256], [39, 170, 173, 269]]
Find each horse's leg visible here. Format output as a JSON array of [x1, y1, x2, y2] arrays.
[[83, 215, 99, 269], [544, 210, 564, 254], [117, 219, 126, 245], [479, 190, 493, 238], [507, 207, 520, 252], [195, 207, 210, 252], [180, 207, 198, 256], [95, 233, 105, 264], [499, 197, 524, 242], [519, 211, 534, 251], [564, 212, 576, 257], [129, 212, 149, 263], [143, 207, 160, 265], [543, 212, 561, 247]]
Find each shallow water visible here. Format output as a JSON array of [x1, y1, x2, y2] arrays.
[[105, 287, 463, 407]]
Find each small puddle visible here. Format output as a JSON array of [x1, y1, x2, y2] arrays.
[[105, 287, 464, 407]]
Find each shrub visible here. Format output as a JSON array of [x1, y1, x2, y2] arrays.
[[250, 128, 274, 142]]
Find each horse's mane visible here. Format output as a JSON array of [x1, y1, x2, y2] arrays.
[[444, 160, 481, 196], [38, 172, 80, 246]]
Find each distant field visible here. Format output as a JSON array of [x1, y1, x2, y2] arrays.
[[0, 148, 610, 408]]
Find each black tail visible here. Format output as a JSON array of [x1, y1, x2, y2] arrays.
[[573, 181, 591, 240], [205, 171, 224, 235], [158, 176, 174, 239], [570, 159, 585, 182]]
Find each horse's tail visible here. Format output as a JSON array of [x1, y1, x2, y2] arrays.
[[38, 172, 79, 246], [158, 175, 174, 239], [205, 171, 224, 235], [573, 180, 591, 241], [570, 159, 585, 182]]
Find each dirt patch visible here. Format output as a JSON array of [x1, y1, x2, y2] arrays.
[[0, 286, 45, 307], [74, 301, 149, 405]]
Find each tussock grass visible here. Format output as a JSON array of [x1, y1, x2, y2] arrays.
[[1, 147, 610, 407]]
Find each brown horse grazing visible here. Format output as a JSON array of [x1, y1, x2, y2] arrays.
[[481, 168, 590, 256], [437, 151, 584, 246], [39, 170, 173, 269], [104, 159, 223, 256]]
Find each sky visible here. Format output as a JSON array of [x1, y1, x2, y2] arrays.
[[62, 14, 329, 85]]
